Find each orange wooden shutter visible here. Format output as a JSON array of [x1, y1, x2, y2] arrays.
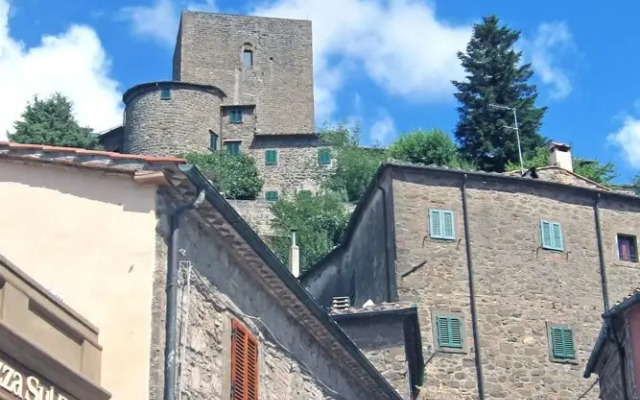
[[231, 319, 259, 400]]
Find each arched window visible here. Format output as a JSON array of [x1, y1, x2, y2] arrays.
[[242, 44, 253, 67]]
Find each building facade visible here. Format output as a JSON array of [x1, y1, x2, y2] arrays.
[[302, 151, 640, 399], [0, 142, 404, 400]]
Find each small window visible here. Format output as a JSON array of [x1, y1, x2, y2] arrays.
[[618, 234, 638, 262], [318, 149, 331, 166], [299, 190, 312, 197], [160, 88, 171, 100], [209, 132, 218, 151], [265, 191, 278, 202], [540, 220, 564, 251], [231, 319, 259, 400], [433, 313, 464, 352], [548, 325, 576, 362], [265, 150, 277, 166], [243, 49, 253, 67], [225, 141, 240, 155], [230, 108, 243, 124], [429, 209, 455, 240]]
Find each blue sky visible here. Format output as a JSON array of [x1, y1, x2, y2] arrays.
[[3, 0, 640, 182]]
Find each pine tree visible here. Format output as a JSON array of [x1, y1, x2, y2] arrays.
[[8, 93, 99, 149], [452, 15, 546, 172]]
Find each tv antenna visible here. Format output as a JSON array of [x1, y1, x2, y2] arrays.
[[489, 103, 524, 174]]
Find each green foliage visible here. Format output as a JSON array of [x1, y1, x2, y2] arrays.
[[185, 151, 264, 199], [452, 15, 546, 172], [389, 129, 459, 166], [8, 93, 99, 149], [632, 176, 640, 196], [573, 159, 618, 185], [505, 146, 549, 171], [320, 123, 388, 203], [269, 191, 349, 273]]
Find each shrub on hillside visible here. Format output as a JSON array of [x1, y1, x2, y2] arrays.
[[185, 151, 264, 199]]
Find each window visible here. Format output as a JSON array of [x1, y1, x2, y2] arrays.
[[618, 234, 638, 262], [429, 209, 455, 240], [265, 150, 277, 166], [209, 132, 218, 151], [231, 319, 258, 400], [226, 141, 241, 155], [318, 149, 331, 166], [230, 108, 243, 124], [540, 220, 564, 251], [160, 88, 171, 100], [433, 313, 464, 352], [265, 191, 278, 202], [548, 325, 576, 362], [243, 50, 253, 67], [299, 190, 312, 197]]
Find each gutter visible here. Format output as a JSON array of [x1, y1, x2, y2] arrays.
[[594, 193, 610, 311], [179, 164, 402, 400], [461, 174, 485, 400], [164, 189, 205, 400]]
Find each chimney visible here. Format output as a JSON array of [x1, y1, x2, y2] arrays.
[[288, 230, 300, 278], [549, 142, 573, 172]]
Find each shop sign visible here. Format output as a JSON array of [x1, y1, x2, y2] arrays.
[[0, 357, 71, 400]]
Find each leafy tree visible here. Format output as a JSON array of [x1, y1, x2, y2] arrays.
[[8, 93, 99, 149], [269, 191, 349, 273], [185, 151, 264, 199], [320, 123, 388, 202], [388, 129, 472, 168], [505, 146, 549, 171], [573, 159, 617, 185], [452, 15, 546, 172]]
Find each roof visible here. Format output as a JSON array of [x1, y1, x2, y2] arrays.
[[585, 288, 640, 377], [122, 81, 227, 104], [301, 161, 640, 282]]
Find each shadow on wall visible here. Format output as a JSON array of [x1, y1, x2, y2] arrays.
[[0, 162, 155, 214]]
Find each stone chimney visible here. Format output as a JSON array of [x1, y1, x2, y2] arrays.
[[549, 142, 573, 172], [288, 230, 300, 278]]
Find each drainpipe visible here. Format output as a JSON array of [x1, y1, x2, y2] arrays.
[[461, 175, 485, 400], [378, 182, 397, 302], [606, 316, 630, 400], [594, 193, 610, 311], [164, 190, 206, 400]]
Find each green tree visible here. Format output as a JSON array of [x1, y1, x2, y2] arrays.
[[269, 191, 349, 273], [185, 151, 264, 199], [505, 146, 549, 171], [320, 123, 388, 202], [389, 129, 469, 167], [573, 159, 617, 185], [8, 93, 99, 149], [452, 15, 546, 172]]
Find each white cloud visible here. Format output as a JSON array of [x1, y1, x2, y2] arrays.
[[120, 0, 217, 48], [527, 22, 574, 100], [0, 0, 122, 141], [369, 109, 396, 146], [252, 0, 471, 122], [608, 116, 640, 169]]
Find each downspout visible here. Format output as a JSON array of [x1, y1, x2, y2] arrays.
[[595, 193, 610, 311], [607, 316, 630, 400], [461, 175, 485, 400], [164, 190, 206, 400], [378, 181, 396, 303]]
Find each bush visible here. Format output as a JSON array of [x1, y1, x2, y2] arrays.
[[388, 129, 464, 167], [185, 151, 264, 199], [269, 191, 349, 273]]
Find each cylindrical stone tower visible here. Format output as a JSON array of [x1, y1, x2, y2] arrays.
[[123, 81, 226, 156]]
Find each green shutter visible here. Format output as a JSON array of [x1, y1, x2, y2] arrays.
[[265, 150, 277, 165], [541, 220, 552, 248], [551, 327, 575, 359], [436, 316, 463, 349], [265, 191, 278, 202], [551, 327, 565, 358], [449, 318, 463, 348], [436, 317, 450, 347], [552, 223, 564, 251], [160, 88, 171, 100], [230, 108, 242, 123], [430, 210, 455, 239], [318, 149, 331, 165], [563, 329, 575, 358], [541, 220, 563, 251], [209, 133, 218, 151], [226, 142, 240, 155], [442, 211, 455, 239], [430, 210, 442, 238]]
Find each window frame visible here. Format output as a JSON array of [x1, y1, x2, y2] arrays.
[[230, 108, 243, 124], [242, 49, 253, 67], [230, 319, 259, 400], [617, 234, 638, 263], [264, 190, 279, 202], [160, 87, 171, 100], [429, 209, 456, 240], [431, 311, 466, 354], [209, 132, 219, 151], [318, 148, 331, 166], [546, 322, 577, 364], [265, 150, 277, 166], [540, 220, 564, 251], [225, 141, 241, 155]]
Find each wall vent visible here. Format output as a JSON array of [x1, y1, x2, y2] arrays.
[[331, 296, 350, 312]]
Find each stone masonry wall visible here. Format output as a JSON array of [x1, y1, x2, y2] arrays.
[[156, 211, 376, 400], [124, 85, 222, 156], [174, 12, 314, 134], [391, 170, 640, 399], [228, 199, 275, 237], [337, 317, 410, 399]]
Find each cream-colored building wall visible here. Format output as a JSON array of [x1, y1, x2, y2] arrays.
[[0, 161, 158, 400]]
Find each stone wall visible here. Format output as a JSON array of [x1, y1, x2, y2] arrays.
[[123, 83, 223, 156], [389, 169, 640, 399], [174, 12, 314, 134], [228, 199, 275, 237], [151, 210, 377, 400]]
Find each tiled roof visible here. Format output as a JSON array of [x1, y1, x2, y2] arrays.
[[0, 142, 184, 172]]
